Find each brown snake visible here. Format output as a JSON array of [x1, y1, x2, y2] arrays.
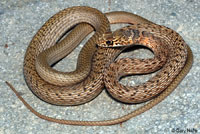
[[5, 6, 193, 126], [98, 24, 189, 104]]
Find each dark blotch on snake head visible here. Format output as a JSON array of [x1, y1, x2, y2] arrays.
[[131, 29, 140, 40]]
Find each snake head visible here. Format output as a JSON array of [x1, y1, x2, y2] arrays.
[[97, 31, 116, 47], [97, 27, 139, 48]]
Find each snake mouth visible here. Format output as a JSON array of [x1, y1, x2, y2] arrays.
[[97, 38, 134, 48], [97, 44, 129, 48], [98, 43, 133, 48]]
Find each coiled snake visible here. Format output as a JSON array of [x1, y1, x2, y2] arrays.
[[5, 6, 193, 126]]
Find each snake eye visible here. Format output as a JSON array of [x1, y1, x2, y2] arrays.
[[106, 40, 113, 45]]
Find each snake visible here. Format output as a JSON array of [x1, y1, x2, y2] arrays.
[[98, 23, 189, 104], [5, 6, 193, 126]]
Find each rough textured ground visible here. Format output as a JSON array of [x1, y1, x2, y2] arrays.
[[0, 0, 199, 134]]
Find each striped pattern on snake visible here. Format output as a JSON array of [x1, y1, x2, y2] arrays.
[[98, 24, 188, 103]]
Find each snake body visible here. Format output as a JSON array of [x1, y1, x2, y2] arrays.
[[5, 6, 193, 126], [24, 6, 158, 106], [99, 24, 188, 103], [24, 6, 110, 105]]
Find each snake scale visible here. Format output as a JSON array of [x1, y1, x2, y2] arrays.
[[5, 6, 193, 126]]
